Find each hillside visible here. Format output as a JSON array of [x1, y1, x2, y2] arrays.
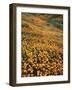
[[21, 13, 63, 77]]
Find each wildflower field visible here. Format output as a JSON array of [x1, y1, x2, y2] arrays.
[[21, 13, 63, 77]]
